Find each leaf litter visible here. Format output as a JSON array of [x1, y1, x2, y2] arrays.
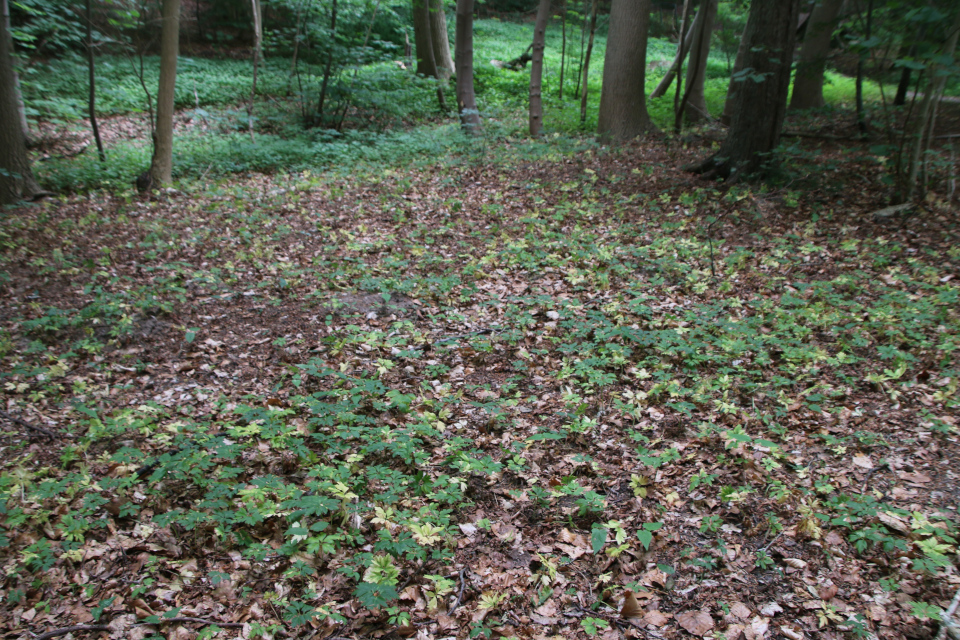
[[0, 137, 958, 640]]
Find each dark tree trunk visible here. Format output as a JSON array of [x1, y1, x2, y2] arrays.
[[651, 2, 701, 99], [790, 0, 842, 110], [855, 0, 873, 134], [720, 15, 750, 125], [682, 0, 717, 123], [0, 0, 40, 204], [597, 0, 655, 141], [688, 0, 800, 180], [413, 0, 438, 77], [579, 0, 598, 126], [529, 0, 552, 136], [86, 0, 105, 161], [455, 0, 480, 133]]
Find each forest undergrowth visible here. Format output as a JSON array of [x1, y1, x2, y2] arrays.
[[1, 134, 959, 640]]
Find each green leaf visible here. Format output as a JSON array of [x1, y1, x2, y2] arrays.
[[355, 582, 398, 609], [591, 525, 608, 554], [637, 529, 653, 551]]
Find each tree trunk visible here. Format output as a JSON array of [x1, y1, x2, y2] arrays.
[[529, 0, 551, 137], [558, 0, 566, 99], [789, 0, 842, 110], [720, 16, 750, 125], [597, 0, 655, 141], [650, 2, 701, 99], [413, 0, 438, 78], [430, 0, 454, 81], [0, 0, 39, 204], [905, 7, 960, 202], [455, 0, 480, 133], [579, 0, 598, 126], [682, 0, 717, 123], [317, 0, 338, 123], [248, 0, 262, 140], [86, 0, 105, 161], [149, 0, 180, 187], [689, 0, 800, 180]]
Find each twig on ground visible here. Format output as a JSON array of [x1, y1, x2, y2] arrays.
[[761, 531, 785, 553], [0, 408, 58, 439], [449, 567, 467, 613], [135, 616, 244, 629], [33, 625, 111, 640]]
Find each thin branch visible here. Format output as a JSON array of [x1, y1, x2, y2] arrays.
[[135, 616, 244, 629], [0, 409, 58, 439], [33, 625, 110, 640]]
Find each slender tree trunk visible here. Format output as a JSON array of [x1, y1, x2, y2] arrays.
[[430, 0, 454, 80], [597, 0, 655, 141], [86, 0, 105, 161], [720, 15, 750, 125], [455, 0, 480, 133], [413, 0, 438, 77], [579, 0, 598, 126], [149, 0, 180, 187], [0, 0, 40, 204], [855, 0, 873, 134], [317, 0, 338, 124], [672, 0, 692, 129], [688, 0, 800, 180], [790, 0, 842, 110], [650, 2, 701, 99], [905, 8, 960, 201], [248, 0, 262, 141], [558, 0, 566, 99], [682, 0, 717, 123], [529, 0, 552, 136]]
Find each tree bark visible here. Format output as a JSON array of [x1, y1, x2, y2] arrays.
[[905, 7, 960, 201], [579, 0, 598, 126], [597, 0, 655, 141], [650, 2, 701, 99], [248, 0, 262, 141], [413, 0, 438, 78], [682, 0, 717, 123], [528, 0, 551, 137], [720, 15, 750, 125], [430, 0, 454, 81], [86, 0, 105, 161], [790, 0, 842, 110], [455, 0, 480, 133], [688, 0, 800, 180], [149, 0, 180, 187], [0, 0, 40, 204]]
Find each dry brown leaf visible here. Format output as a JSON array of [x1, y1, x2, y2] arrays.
[[852, 454, 873, 469], [677, 610, 715, 636], [783, 558, 807, 569], [730, 602, 752, 620], [643, 610, 671, 627], [620, 590, 643, 619]]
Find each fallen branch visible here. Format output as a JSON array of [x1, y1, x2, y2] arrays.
[[0, 408, 58, 439], [936, 586, 960, 640], [870, 202, 914, 220], [33, 625, 110, 640]]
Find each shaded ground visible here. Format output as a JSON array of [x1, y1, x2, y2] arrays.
[[1, 130, 958, 640]]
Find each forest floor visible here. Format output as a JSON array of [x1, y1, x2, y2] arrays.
[[1, 123, 959, 640]]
